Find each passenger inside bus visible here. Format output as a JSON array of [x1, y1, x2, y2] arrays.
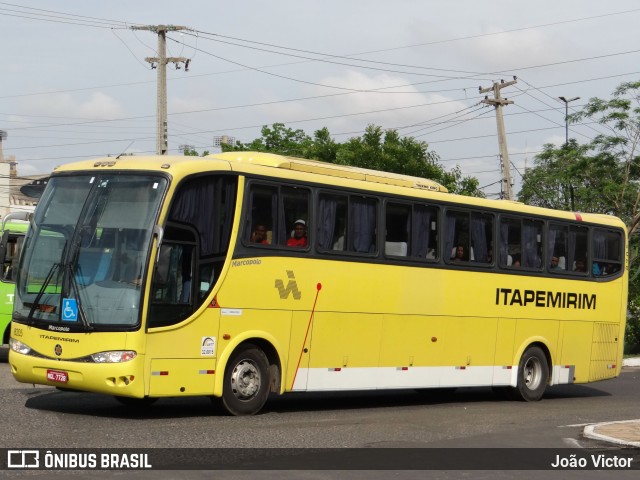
[[451, 244, 468, 262], [287, 219, 307, 247], [250, 224, 270, 244], [574, 258, 587, 272]]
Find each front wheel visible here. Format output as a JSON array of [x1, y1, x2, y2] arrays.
[[514, 346, 549, 401], [219, 345, 270, 416]]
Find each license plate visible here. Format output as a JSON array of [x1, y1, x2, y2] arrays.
[[46, 369, 69, 383]]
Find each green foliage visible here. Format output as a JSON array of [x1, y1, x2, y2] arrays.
[[626, 296, 640, 355], [519, 140, 623, 214], [228, 123, 484, 197], [519, 80, 640, 354], [222, 123, 313, 157], [182, 148, 210, 157]]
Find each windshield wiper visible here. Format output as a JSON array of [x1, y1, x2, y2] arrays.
[[26, 261, 61, 326], [24, 261, 93, 331]]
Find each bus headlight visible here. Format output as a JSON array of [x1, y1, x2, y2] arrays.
[[9, 338, 32, 355], [91, 351, 137, 363]]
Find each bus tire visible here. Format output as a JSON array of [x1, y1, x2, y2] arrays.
[[220, 345, 270, 416], [515, 346, 549, 402]]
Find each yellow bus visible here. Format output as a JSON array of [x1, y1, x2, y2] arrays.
[[8, 152, 628, 415]]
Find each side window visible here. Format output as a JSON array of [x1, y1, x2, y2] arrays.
[[384, 202, 439, 260], [592, 228, 623, 276], [283, 187, 309, 248], [445, 209, 493, 265], [246, 185, 276, 246], [499, 217, 543, 270], [317, 193, 377, 255], [1, 233, 24, 282], [244, 182, 310, 249], [152, 232, 195, 306], [385, 203, 410, 257], [548, 223, 588, 274]]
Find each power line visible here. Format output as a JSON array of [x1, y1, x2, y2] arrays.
[[0, 4, 132, 29], [190, 7, 640, 72]]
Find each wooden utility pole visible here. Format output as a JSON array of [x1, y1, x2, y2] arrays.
[[131, 25, 190, 155], [480, 76, 517, 200]]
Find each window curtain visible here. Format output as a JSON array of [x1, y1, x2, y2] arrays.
[[547, 227, 558, 266], [350, 198, 376, 253], [317, 196, 337, 249], [170, 178, 216, 255], [274, 191, 285, 246], [170, 177, 237, 257], [568, 227, 578, 269], [218, 180, 236, 254], [445, 213, 456, 260], [413, 206, 432, 258], [499, 221, 510, 266], [470, 213, 488, 263], [522, 221, 541, 268], [593, 230, 607, 259]]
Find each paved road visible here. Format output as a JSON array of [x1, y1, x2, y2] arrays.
[[0, 347, 638, 478]]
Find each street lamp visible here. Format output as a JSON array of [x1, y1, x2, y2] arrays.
[[558, 96, 580, 145]]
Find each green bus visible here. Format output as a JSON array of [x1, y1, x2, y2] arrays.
[[0, 214, 29, 345]]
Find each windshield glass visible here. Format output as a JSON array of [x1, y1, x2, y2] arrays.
[[14, 174, 168, 330]]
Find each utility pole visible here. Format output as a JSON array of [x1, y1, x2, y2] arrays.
[[131, 25, 191, 155], [480, 76, 517, 200]]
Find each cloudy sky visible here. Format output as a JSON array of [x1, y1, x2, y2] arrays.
[[2, 1, 640, 198]]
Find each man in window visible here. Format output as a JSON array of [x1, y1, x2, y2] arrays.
[[250, 224, 269, 244], [287, 219, 308, 247]]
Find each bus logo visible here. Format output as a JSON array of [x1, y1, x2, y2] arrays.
[[275, 270, 301, 300], [7, 450, 39, 468]]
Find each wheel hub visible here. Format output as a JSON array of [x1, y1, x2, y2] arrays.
[[230, 359, 261, 399]]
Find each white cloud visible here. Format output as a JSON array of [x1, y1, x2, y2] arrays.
[[18, 92, 124, 120]]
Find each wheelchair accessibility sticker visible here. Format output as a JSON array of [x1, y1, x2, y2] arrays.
[[62, 298, 78, 322]]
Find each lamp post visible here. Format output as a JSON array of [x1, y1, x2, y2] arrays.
[[558, 96, 580, 145], [558, 96, 580, 212]]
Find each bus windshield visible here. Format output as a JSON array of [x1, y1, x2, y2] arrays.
[[14, 174, 168, 330]]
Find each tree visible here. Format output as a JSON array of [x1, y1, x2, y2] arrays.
[[222, 123, 312, 157], [519, 80, 640, 353], [225, 123, 484, 197], [518, 140, 621, 214], [183, 148, 210, 157]]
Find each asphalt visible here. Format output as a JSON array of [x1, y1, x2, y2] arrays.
[[583, 357, 640, 447]]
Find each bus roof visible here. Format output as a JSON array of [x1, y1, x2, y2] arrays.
[[208, 151, 449, 193], [52, 152, 627, 230], [53, 152, 449, 193]]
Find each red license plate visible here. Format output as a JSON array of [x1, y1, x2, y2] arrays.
[[46, 369, 69, 383]]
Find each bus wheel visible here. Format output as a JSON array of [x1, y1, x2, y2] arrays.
[[515, 346, 549, 402], [221, 345, 270, 416]]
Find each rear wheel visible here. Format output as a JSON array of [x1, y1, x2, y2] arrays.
[[514, 346, 549, 401], [219, 345, 270, 416]]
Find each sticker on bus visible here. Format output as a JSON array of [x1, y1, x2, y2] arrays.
[[61, 299, 78, 322]]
